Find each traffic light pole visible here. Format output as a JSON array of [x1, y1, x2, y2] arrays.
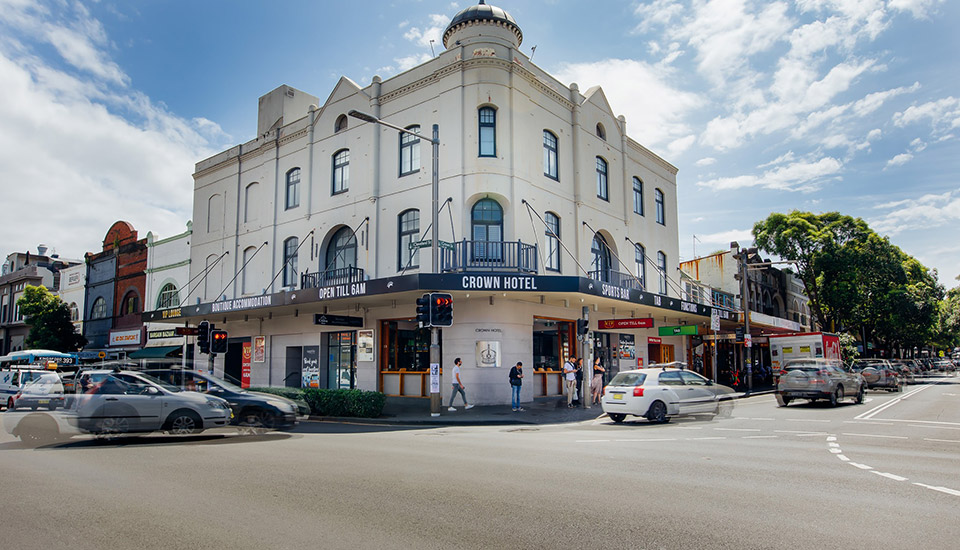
[[429, 125, 441, 417], [430, 328, 441, 416]]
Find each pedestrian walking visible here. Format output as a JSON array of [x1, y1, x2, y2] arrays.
[[509, 361, 524, 412], [447, 357, 474, 411], [591, 356, 605, 404], [563, 356, 577, 408], [573, 357, 584, 405]]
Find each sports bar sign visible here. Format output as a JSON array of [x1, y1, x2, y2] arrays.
[[598, 318, 654, 330]]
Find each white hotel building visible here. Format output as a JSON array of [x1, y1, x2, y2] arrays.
[[146, 2, 733, 405]]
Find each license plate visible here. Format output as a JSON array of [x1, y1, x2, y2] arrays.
[[38, 399, 50, 404], [613, 394, 623, 400]]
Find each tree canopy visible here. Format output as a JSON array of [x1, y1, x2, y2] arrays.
[[16, 285, 87, 351]]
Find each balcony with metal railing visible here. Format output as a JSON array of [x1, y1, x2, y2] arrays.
[[587, 269, 644, 290], [441, 240, 538, 274], [300, 266, 365, 289]]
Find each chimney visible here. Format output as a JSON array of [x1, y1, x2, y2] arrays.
[[37, 244, 48, 256]]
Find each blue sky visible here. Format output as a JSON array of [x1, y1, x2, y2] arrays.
[[1, 0, 958, 287]]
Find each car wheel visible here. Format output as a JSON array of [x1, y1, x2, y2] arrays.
[[7, 397, 16, 410], [830, 386, 842, 407], [716, 399, 734, 418], [646, 401, 669, 423], [239, 409, 276, 435], [609, 413, 626, 423], [167, 411, 201, 435], [776, 394, 791, 407], [95, 416, 130, 438], [18, 415, 60, 447], [855, 385, 865, 404]]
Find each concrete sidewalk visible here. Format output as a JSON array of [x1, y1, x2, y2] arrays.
[[308, 389, 775, 426]]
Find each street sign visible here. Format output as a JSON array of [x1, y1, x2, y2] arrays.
[[439, 240, 454, 251], [408, 240, 431, 250], [658, 325, 699, 336], [314, 314, 364, 327], [147, 329, 177, 340], [175, 326, 201, 336], [711, 310, 720, 331], [598, 318, 654, 330], [744, 334, 753, 348], [98, 351, 106, 359], [735, 327, 745, 343]]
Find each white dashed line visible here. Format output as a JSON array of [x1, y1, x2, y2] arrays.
[[826, 436, 837, 442], [741, 435, 778, 439], [843, 421, 895, 426], [615, 438, 678, 442], [829, 448, 843, 454], [872, 471, 908, 481], [576, 439, 609, 443], [840, 433, 908, 440], [923, 438, 960, 443], [837, 455, 850, 461], [849, 462, 873, 470], [786, 419, 833, 423], [828, 442, 840, 447], [914, 483, 960, 497], [714, 428, 762, 432], [907, 424, 960, 431], [690, 437, 727, 440]]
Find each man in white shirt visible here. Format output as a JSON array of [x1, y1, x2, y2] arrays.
[[448, 357, 474, 411], [563, 356, 577, 408]]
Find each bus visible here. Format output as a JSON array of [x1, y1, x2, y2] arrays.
[[0, 349, 80, 370]]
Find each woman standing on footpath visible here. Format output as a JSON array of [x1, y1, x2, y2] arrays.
[[591, 356, 605, 404], [509, 361, 524, 412]]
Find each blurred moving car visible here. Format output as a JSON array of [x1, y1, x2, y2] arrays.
[[889, 361, 916, 384], [776, 358, 865, 407], [73, 369, 232, 436], [850, 359, 901, 391], [2, 368, 53, 410], [141, 369, 299, 430], [601, 366, 735, 423], [9, 372, 66, 411]]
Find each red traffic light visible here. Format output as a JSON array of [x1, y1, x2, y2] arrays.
[[434, 296, 452, 306], [212, 332, 227, 341]]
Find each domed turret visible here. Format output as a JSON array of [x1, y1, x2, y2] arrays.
[[442, 1, 522, 50]]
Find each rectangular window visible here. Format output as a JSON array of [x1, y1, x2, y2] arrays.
[[658, 251, 667, 295], [655, 189, 665, 225], [333, 150, 349, 195], [479, 107, 496, 157], [286, 169, 300, 210], [543, 131, 558, 180], [399, 126, 421, 176], [596, 157, 608, 201], [398, 210, 420, 271], [633, 178, 644, 215], [283, 238, 298, 288], [635, 244, 646, 289], [545, 213, 560, 271]]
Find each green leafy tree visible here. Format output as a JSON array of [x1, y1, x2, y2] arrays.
[[933, 281, 960, 349], [16, 285, 87, 351]]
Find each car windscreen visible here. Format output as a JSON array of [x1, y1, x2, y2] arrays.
[[126, 372, 181, 392], [608, 373, 646, 387], [22, 373, 64, 394]]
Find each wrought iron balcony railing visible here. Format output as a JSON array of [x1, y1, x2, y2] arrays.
[[300, 266, 365, 289], [587, 269, 644, 290], [441, 240, 538, 274]]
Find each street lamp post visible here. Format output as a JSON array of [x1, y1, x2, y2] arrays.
[[349, 110, 443, 415], [731, 241, 754, 394]]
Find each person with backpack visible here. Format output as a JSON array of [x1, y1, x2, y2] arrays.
[[563, 356, 577, 408], [509, 361, 524, 412]]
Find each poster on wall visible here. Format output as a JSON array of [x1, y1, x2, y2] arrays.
[[241, 342, 252, 389], [618, 334, 635, 359], [253, 336, 266, 363], [357, 330, 374, 362], [302, 345, 320, 388], [475, 341, 501, 368]]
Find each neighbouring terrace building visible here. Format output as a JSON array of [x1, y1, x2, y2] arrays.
[[144, 2, 734, 405]]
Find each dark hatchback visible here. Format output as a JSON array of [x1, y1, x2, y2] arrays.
[[142, 369, 300, 430]]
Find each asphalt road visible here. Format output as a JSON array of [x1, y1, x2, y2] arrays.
[[2, 375, 958, 550]]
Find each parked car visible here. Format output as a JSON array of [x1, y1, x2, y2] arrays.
[[9, 372, 66, 411], [601, 366, 735, 423], [141, 369, 299, 430], [850, 359, 901, 391], [889, 361, 916, 384], [73, 369, 232, 436], [776, 358, 865, 407]]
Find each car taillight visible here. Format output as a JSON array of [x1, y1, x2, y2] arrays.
[[779, 370, 787, 376], [603, 386, 608, 396], [633, 387, 645, 397]]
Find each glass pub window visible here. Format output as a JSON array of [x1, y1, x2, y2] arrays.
[[398, 209, 420, 270], [633, 177, 644, 215], [332, 150, 349, 194], [596, 157, 608, 200], [479, 107, 496, 157], [655, 188, 665, 225], [545, 212, 560, 271], [283, 237, 298, 288], [399, 126, 420, 176], [285, 168, 300, 209], [543, 130, 558, 180]]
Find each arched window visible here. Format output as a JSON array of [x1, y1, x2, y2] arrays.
[[633, 177, 644, 215], [242, 246, 257, 295], [471, 198, 503, 261], [655, 188, 665, 225], [398, 209, 420, 270], [285, 168, 300, 210], [204, 254, 220, 300], [283, 237, 298, 288], [596, 157, 608, 200], [326, 227, 358, 275], [543, 130, 558, 180], [121, 291, 139, 315], [478, 107, 496, 157], [591, 234, 612, 282], [69, 302, 79, 321], [335, 114, 348, 133], [657, 251, 668, 295], [244, 182, 259, 222], [90, 297, 107, 320], [596, 123, 606, 140], [399, 126, 421, 176], [545, 212, 560, 271], [332, 149, 349, 194], [157, 283, 179, 309], [635, 244, 646, 289], [206, 194, 222, 233]]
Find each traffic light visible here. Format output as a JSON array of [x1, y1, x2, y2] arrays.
[[416, 294, 431, 327], [430, 293, 453, 327], [577, 318, 588, 336], [197, 320, 210, 354], [210, 330, 228, 354]]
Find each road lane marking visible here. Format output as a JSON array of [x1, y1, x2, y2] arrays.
[[923, 438, 960, 443], [849, 462, 873, 470], [775, 430, 830, 435], [837, 455, 850, 461], [914, 483, 960, 497], [826, 436, 837, 442], [828, 442, 840, 447], [615, 438, 678, 442], [840, 433, 909, 440], [786, 419, 832, 423], [677, 426, 704, 430], [872, 471, 908, 481], [714, 428, 762, 432], [576, 439, 610, 443], [741, 435, 778, 439], [908, 424, 960, 431], [843, 421, 894, 426], [690, 437, 726, 440], [855, 385, 934, 420], [829, 448, 842, 454]]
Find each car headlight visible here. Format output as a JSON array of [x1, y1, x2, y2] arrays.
[[205, 398, 230, 411]]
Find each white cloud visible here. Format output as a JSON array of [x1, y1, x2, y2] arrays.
[[696, 156, 843, 191], [553, 58, 704, 152], [871, 189, 960, 235], [402, 13, 448, 49], [888, 0, 945, 19], [394, 53, 433, 73], [694, 228, 755, 247], [884, 152, 913, 168], [0, 1, 226, 259], [892, 97, 960, 135], [695, 157, 716, 166]]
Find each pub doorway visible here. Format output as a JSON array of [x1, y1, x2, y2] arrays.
[[533, 317, 576, 397], [326, 331, 356, 389]]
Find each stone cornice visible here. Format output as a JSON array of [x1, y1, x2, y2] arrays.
[[145, 259, 191, 274]]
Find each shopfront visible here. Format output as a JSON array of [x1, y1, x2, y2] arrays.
[[379, 319, 438, 397], [532, 317, 576, 397]]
